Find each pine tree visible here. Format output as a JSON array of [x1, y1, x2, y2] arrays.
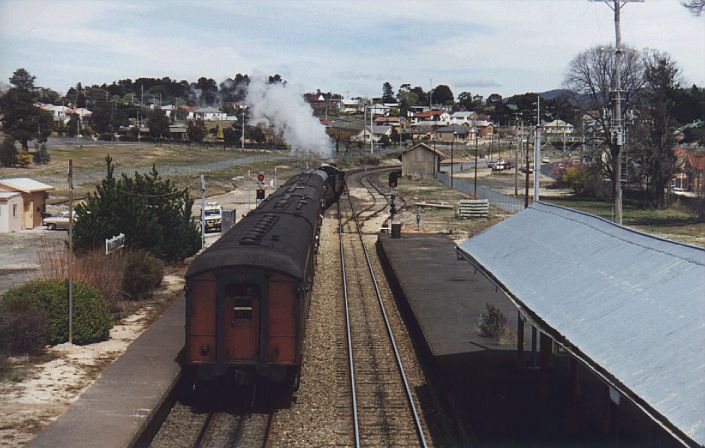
[[74, 155, 201, 261], [0, 137, 19, 167]]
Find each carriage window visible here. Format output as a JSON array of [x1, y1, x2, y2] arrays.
[[232, 297, 253, 320]]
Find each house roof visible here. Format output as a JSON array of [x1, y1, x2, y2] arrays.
[[195, 106, 223, 114], [0, 178, 54, 193], [415, 110, 445, 119], [436, 124, 470, 134], [544, 119, 574, 127], [0, 191, 21, 200], [401, 142, 447, 159], [450, 111, 475, 118], [365, 125, 391, 135], [457, 202, 705, 447]]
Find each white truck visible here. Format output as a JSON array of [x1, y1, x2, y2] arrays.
[[203, 202, 222, 232]]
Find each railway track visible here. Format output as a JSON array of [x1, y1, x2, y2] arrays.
[[149, 382, 275, 448], [337, 180, 430, 447]]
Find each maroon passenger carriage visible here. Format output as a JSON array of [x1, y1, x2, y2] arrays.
[[183, 166, 343, 385]]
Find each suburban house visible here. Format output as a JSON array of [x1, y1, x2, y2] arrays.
[[436, 124, 472, 143], [449, 111, 477, 124], [37, 104, 69, 122], [411, 110, 450, 124], [369, 104, 391, 117], [0, 191, 23, 233], [169, 125, 189, 141], [353, 125, 392, 143], [400, 125, 435, 143], [673, 145, 705, 193], [374, 116, 408, 129], [0, 178, 54, 229], [194, 107, 227, 121], [400, 143, 446, 179], [339, 99, 362, 114], [544, 119, 575, 135], [475, 120, 495, 138]]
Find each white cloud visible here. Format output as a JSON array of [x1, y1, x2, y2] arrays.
[[0, 0, 702, 96]]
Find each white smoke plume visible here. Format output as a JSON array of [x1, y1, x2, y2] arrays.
[[245, 77, 332, 156]]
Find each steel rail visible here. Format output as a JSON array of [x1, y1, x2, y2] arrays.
[[338, 199, 361, 448], [192, 412, 214, 448], [345, 186, 429, 448]]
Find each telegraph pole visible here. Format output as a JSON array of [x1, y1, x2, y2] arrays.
[[200, 175, 206, 249], [67, 160, 74, 344], [591, 0, 644, 225], [534, 95, 541, 202]]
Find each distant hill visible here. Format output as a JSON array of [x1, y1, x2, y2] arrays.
[[539, 89, 592, 106]]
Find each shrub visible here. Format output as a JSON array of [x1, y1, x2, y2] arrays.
[[0, 279, 112, 345], [122, 250, 164, 300], [0, 301, 49, 355], [38, 243, 125, 307], [479, 303, 507, 342]]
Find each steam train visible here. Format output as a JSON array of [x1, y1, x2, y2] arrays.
[[183, 164, 344, 384]]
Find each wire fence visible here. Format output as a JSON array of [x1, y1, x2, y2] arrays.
[[437, 172, 525, 214]]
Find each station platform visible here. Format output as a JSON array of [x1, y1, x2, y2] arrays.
[[377, 232, 520, 358], [28, 297, 185, 448]]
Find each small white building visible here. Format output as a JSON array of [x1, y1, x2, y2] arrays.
[[37, 104, 69, 121], [544, 119, 575, 134], [368, 104, 391, 117], [194, 107, 227, 121], [449, 111, 476, 124], [353, 125, 392, 142], [339, 99, 362, 114], [0, 191, 23, 233]]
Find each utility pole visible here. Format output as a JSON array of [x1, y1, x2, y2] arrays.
[[200, 175, 206, 249], [370, 103, 374, 155], [534, 95, 542, 202], [450, 133, 455, 189], [473, 132, 479, 197], [525, 132, 531, 208], [67, 160, 74, 344], [241, 110, 245, 150], [591, 0, 643, 225], [514, 116, 522, 196]]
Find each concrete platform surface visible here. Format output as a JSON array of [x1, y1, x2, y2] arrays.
[[378, 233, 521, 357], [28, 297, 185, 448]]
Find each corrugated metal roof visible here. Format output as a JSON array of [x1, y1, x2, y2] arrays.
[[0, 178, 54, 193], [0, 191, 21, 200], [457, 202, 705, 447]]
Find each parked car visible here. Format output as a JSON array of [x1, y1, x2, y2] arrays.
[[43, 211, 74, 230], [542, 156, 550, 163], [203, 202, 222, 232], [519, 165, 534, 174], [492, 160, 513, 171]]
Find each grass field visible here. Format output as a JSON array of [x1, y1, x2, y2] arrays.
[[544, 197, 705, 247]]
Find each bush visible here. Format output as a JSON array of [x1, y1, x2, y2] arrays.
[[122, 250, 164, 300], [38, 243, 125, 308], [479, 303, 507, 342], [0, 301, 49, 355], [0, 279, 113, 345]]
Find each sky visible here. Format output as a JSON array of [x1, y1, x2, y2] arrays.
[[0, 0, 703, 100]]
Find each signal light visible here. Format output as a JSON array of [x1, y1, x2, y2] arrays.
[[257, 173, 265, 182]]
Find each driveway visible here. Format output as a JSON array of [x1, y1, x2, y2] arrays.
[[0, 228, 67, 296]]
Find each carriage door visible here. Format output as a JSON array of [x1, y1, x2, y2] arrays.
[[223, 284, 259, 360]]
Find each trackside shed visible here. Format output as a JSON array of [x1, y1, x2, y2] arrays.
[[400, 143, 446, 179]]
